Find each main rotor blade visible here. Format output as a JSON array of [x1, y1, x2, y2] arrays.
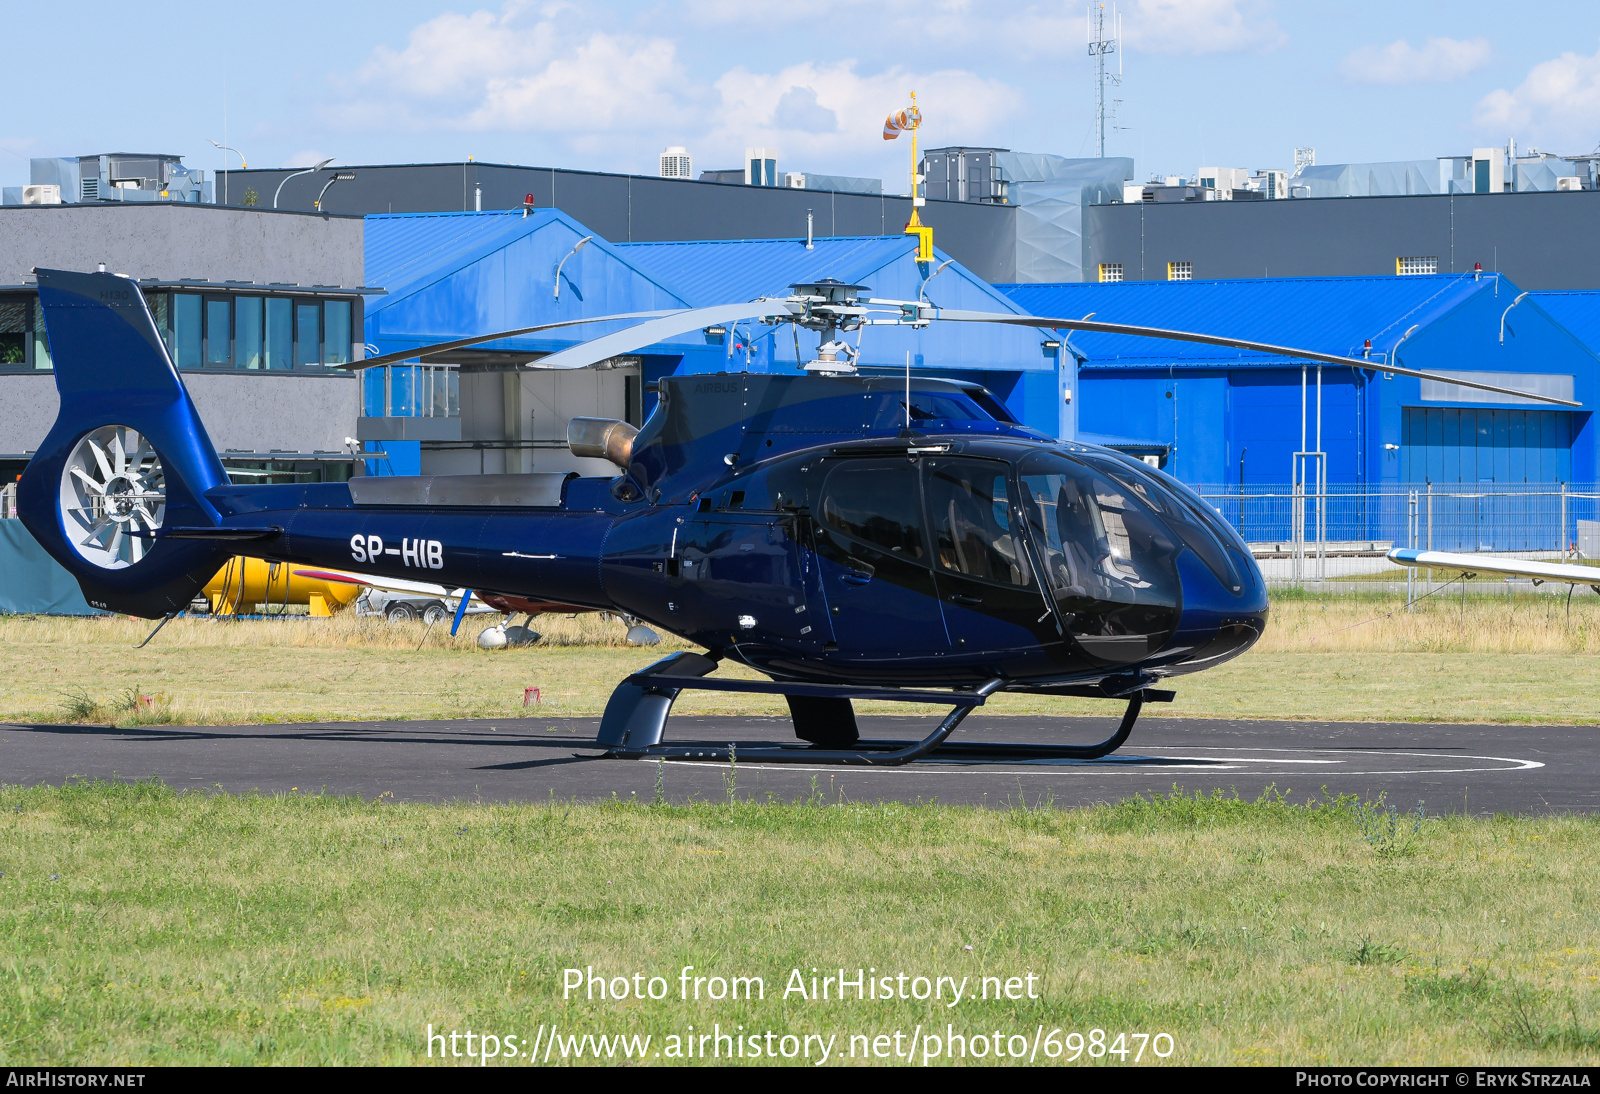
[[336, 311, 678, 371], [932, 309, 1581, 407], [529, 301, 802, 371]]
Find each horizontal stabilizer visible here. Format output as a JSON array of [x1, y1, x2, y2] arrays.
[[162, 526, 283, 541]]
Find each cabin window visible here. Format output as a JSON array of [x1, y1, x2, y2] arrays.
[[924, 458, 1031, 587], [819, 460, 926, 560]]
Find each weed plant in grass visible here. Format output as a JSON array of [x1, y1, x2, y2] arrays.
[[5, 595, 1600, 726], [0, 780, 1595, 1066]]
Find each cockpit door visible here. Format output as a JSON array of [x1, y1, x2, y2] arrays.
[[811, 456, 950, 659], [922, 457, 1063, 652]]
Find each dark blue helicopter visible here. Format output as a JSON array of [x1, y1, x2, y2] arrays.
[[18, 268, 1568, 765]]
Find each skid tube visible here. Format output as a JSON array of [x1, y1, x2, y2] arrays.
[[592, 654, 1172, 766]]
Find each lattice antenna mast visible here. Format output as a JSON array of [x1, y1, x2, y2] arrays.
[[1088, 4, 1121, 158]]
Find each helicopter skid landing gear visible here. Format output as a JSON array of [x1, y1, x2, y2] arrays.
[[591, 656, 1170, 766]]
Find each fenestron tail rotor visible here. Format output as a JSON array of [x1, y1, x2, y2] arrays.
[[58, 425, 166, 569]]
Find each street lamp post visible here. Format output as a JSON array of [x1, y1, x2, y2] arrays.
[[273, 158, 335, 209], [315, 172, 357, 212], [553, 236, 593, 302], [206, 139, 246, 204]]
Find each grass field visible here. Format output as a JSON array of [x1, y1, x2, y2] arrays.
[[4, 593, 1600, 727], [0, 779, 1594, 1066]]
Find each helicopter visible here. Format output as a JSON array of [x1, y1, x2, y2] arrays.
[[17, 268, 1574, 765]]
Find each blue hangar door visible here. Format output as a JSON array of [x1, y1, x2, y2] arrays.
[[1402, 408, 1572, 484], [1401, 408, 1574, 552]]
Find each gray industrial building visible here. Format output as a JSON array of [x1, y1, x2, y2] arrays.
[[222, 161, 1019, 284], [1082, 187, 1600, 290], [0, 202, 373, 484]]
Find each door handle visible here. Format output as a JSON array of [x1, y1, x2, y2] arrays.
[[839, 571, 873, 587], [949, 593, 983, 606]]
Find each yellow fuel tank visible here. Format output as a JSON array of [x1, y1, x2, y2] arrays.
[[203, 557, 363, 616]]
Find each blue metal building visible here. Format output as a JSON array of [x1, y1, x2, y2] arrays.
[[361, 210, 1060, 476], [612, 234, 1056, 429], [1001, 274, 1599, 492]]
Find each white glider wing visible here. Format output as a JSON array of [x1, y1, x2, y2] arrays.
[[1387, 548, 1600, 587]]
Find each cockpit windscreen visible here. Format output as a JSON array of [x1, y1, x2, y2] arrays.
[[1016, 451, 1181, 661]]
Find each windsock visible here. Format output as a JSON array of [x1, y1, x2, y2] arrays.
[[882, 105, 921, 140]]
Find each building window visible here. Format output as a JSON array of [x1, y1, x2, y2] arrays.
[[1397, 256, 1438, 276], [324, 300, 351, 366], [32, 300, 51, 369], [1167, 261, 1193, 281], [205, 297, 231, 366], [172, 293, 203, 369], [236, 297, 263, 369], [1098, 263, 1124, 283], [295, 303, 321, 367], [0, 301, 24, 366], [368, 365, 459, 418], [264, 298, 292, 370]]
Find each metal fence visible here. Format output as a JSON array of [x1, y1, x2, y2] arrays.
[[1190, 482, 1600, 582]]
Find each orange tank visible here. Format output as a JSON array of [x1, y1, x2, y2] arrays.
[[203, 557, 363, 616]]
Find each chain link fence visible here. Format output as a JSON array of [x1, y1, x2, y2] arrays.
[[1189, 482, 1600, 587]]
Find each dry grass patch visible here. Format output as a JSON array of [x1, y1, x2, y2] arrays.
[[4, 593, 1600, 726]]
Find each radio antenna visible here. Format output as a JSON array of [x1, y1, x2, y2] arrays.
[[905, 350, 911, 432]]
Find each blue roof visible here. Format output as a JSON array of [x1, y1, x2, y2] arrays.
[[614, 234, 1046, 373], [362, 210, 693, 357], [616, 236, 928, 306], [1000, 274, 1509, 366], [1531, 291, 1600, 353]]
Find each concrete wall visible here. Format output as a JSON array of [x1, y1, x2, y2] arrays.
[[0, 375, 58, 454], [0, 204, 364, 287], [1086, 190, 1600, 290], [227, 162, 1018, 284], [0, 372, 358, 456], [186, 373, 359, 453]]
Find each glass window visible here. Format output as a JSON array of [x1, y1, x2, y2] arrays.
[[819, 460, 925, 559], [32, 299, 52, 370], [925, 458, 1030, 586], [363, 368, 385, 417], [323, 300, 351, 366], [264, 298, 292, 370], [1080, 452, 1243, 592], [0, 301, 25, 366], [146, 293, 170, 359], [204, 297, 231, 366], [389, 365, 415, 417], [235, 297, 263, 369], [172, 293, 202, 369], [1017, 451, 1179, 606], [447, 368, 459, 417], [295, 302, 321, 367]]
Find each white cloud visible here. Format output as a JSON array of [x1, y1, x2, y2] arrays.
[[284, 149, 333, 168], [710, 60, 1021, 178], [1341, 37, 1491, 84], [771, 87, 838, 134], [1122, 0, 1286, 55], [1475, 42, 1600, 147], [319, 2, 1025, 182], [328, 3, 690, 135]]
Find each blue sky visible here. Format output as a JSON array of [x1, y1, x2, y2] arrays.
[[6, 1, 1600, 192]]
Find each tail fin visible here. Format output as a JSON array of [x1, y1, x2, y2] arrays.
[[17, 268, 233, 617]]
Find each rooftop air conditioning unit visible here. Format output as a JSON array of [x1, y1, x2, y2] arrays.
[[1557, 176, 1583, 191], [22, 184, 62, 205]]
